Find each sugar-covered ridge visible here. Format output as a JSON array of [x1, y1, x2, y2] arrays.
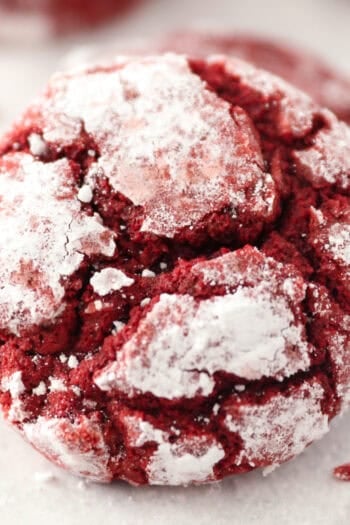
[[219, 55, 316, 136], [0, 370, 27, 423], [23, 416, 112, 482], [327, 223, 350, 266], [294, 113, 350, 190], [310, 208, 350, 289], [0, 153, 115, 334], [225, 381, 329, 467], [0, 47, 348, 489], [123, 416, 224, 485], [95, 291, 309, 398], [95, 251, 311, 399], [1, 371, 25, 398], [41, 54, 276, 238]]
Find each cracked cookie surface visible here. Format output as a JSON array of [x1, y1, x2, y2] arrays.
[[151, 32, 350, 124], [0, 53, 349, 485]]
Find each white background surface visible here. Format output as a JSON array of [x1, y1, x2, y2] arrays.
[[1, 0, 350, 523]]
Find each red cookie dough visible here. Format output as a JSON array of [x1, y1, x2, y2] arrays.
[[145, 32, 350, 125], [0, 0, 140, 35], [0, 53, 350, 486]]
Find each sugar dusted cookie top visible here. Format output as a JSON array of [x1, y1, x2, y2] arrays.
[[0, 52, 349, 485]]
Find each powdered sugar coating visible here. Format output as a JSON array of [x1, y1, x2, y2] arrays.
[[90, 268, 134, 296], [7, 398, 28, 423], [192, 248, 304, 297], [294, 112, 350, 190], [67, 355, 79, 369], [95, 292, 310, 398], [77, 184, 93, 203], [39, 54, 276, 238], [95, 251, 311, 399], [329, 331, 350, 410], [210, 55, 316, 137], [48, 377, 66, 392], [0, 371, 27, 423], [23, 416, 112, 482], [32, 381, 47, 396], [307, 283, 350, 411], [0, 51, 349, 486], [224, 381, 329, 467], [28, 133, 47, 156], [123, 417, 224, 485], [1, 371, 25, 398], [310, 208, 350, 297], [327, 223, 350, 266], [0, 153, 115, 334]]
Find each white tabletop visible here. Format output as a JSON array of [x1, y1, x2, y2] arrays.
[[1, 1, 350, 523]]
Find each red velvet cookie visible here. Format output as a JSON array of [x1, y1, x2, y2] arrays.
[[0, 53, 349, 485], [0, 0, 140, 35], [149, 32, 350, 125]]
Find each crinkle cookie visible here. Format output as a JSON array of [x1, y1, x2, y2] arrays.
[[0, 53, 349, 485]]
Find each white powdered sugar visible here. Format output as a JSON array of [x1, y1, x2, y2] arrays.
[[0, 371, 27, 423], [294, 111, 350, 190], [49, 377, 66, 393], [41, 54, 275, 238], [95, 250, 310, 399], [28, 133, 47, 157], [225, 381, 329, 467], [95, 291, 309, 398], [67, 355, 79, 369], [32, 381, 47, 396], [0, 153, 115, 334], [123, 417, 224, 485], [7, 398, 27, 423], [307, 283, 350, 411], [112, 320, 125, 334], [327, 223, 350, 266], [214, 55, 316, 137], [192, 248, 304, 295], [311, 211, 350, 289], [1, 371, 25, 398], [23, 416, 112, 482], [141, 269, 156, 278], [329, 331, 350, 411], [94, 300, 103, 311], [140, 297, 151, 307], [77, 184, 93, 203], [90, 268, 134, 296], [71, 386, 81, 396]]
